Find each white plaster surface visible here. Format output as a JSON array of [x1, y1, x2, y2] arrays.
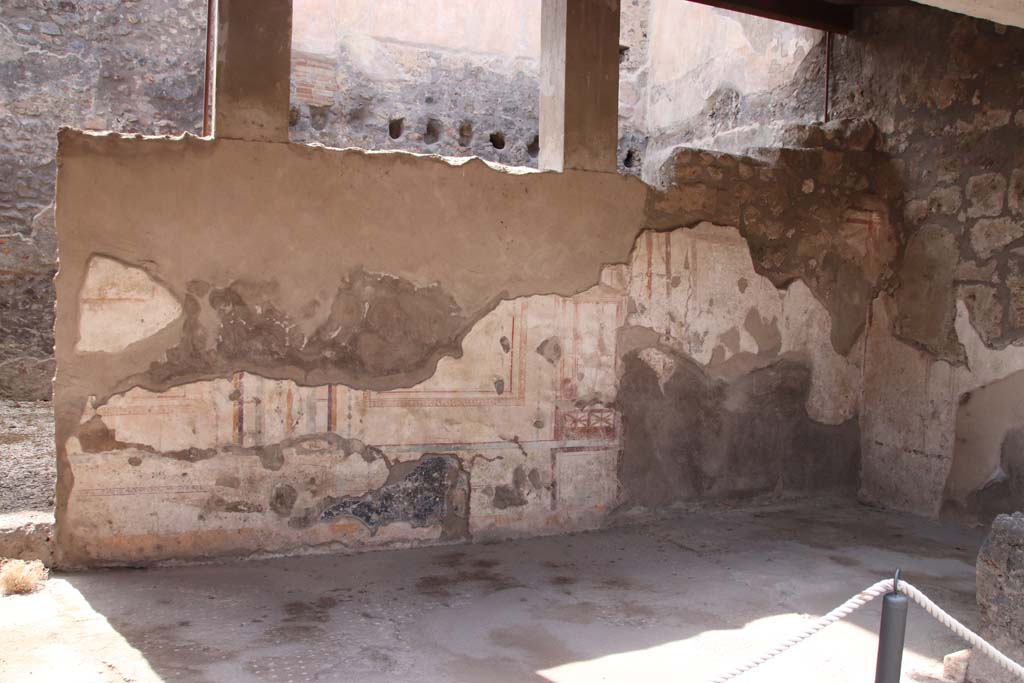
[[292, 0, 541, 59], [76, 256, 182, 353], [645, 2, 821, 134]]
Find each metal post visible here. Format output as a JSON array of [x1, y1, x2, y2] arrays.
[[875, 570, 909, 683]]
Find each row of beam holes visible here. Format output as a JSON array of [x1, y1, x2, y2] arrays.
[[388, 117, 538, 157], [388, 116, 636, 168]]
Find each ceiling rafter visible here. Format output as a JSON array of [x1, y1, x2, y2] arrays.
[[682, 0, 912, 33]]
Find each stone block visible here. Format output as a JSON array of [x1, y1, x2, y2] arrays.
[[1009, 169, 1024, 216], [1008, 259, 1024, 329], [967, 173, 1008, 218], [970, 512, 1024, 683], [970, 217, 1024, 261]]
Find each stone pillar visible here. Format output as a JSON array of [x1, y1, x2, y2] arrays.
[[970, 512, 1024, 683], [539, 0, 620, 173], [212, 0, 292, 142]]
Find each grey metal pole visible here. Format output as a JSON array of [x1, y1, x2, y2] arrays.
[[875, 570, 909, 683]]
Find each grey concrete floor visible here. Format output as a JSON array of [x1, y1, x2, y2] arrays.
[[0, 499, 984, 683]]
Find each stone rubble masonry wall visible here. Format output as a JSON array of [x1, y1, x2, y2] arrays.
[[822, 9, 1024, 519], [649, 3, 1024, 519], [828, 9, 1024, 365], [970, 512, 1024, 683], [0, 0, 208, 400]]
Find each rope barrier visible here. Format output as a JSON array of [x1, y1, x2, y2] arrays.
[[709, 578, 1024, 682]]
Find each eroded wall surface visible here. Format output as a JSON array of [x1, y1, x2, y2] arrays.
[[53, 122, 885, 565], [1, 0, 655, 400], [825, 9, 1024, 519], [640, 3, 1024, 519]]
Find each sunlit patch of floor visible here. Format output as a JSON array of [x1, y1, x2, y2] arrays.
[[0, 578, 163, 682], [538, 617, 947, 682]]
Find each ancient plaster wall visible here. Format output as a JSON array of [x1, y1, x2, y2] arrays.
[[0, 0, 207, 399], [637, 3, 1024, 518], [53, 123, 882, 566], [1, 0, 655, 401], [288, 0, 651, 174]]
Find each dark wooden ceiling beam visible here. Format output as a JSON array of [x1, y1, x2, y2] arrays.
[[682, 0, 855, 33]]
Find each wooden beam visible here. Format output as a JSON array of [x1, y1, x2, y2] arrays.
[[682, 0, 854, 33], [539, 0, 621, 172], [213, 0, 293, 142]]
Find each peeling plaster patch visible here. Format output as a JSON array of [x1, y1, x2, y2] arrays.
[[206, 496, 263, 514], [779, 281, 862, 425], [892, 224, 962, 363], [960, 284, 1004, 346], [536, 337, 562, 365], [216, 474, 240, 488], [954, 299, 1024, 393], [554, 450, 619, 526], [637, 348, 676, 391], [743, 308, 782, 357], [76, 256, 182, 353], [63, 429, 395, 559], [141, 269, 470, 391], [97, 379, 236, 452], [493, 475, 528, 509], [270, 483, 298, 516], [319, 455, 468, 539], [646, 142, 901, 355], [628, 224, 861, 424], [493, 465, 541, 509]]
